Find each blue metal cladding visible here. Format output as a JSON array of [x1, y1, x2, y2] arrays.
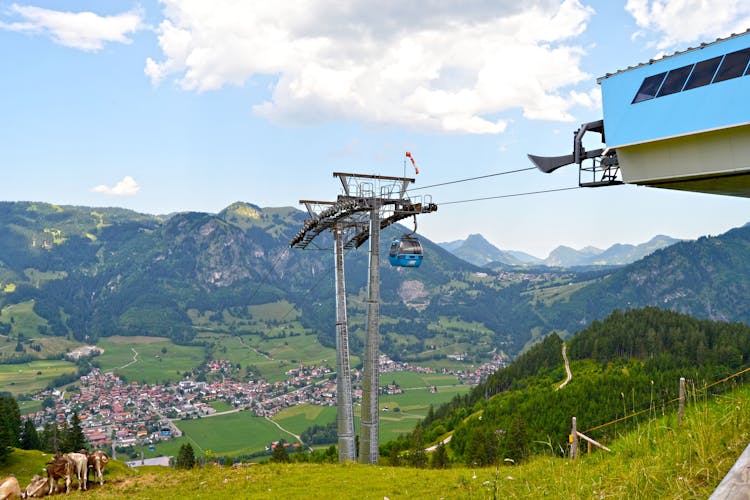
[[600, 31, 750, 148], [388, 238, 423, 267]]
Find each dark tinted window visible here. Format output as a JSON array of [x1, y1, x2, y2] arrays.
[[398, 238, 422, 255], [389, 241, 399, 257], [632, 72, 667, 103], [713, 48, 750, 82], [683, 56, 722, 90], [657, 64, 694, 96]]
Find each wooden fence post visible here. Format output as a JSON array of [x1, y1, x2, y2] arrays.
[[571, 416, 578, 460], [678, 377, 686, 426]]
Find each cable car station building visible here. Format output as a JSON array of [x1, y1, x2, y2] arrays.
[[531, 30, 750, 197]]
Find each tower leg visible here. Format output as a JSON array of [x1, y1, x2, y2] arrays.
[[359, 202, 381, 464], [334, 224, 355, 462]]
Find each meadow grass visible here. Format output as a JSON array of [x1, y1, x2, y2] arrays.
[[385, 371, 460, 388], [0, 301, 47, 335], [149, 412, 295, 458], [2, 381, 749, 499], [96, 337, 204, 385], [273, 404, 336, 436], [0, 359, 77, 395], [209, 400, 234, 412]]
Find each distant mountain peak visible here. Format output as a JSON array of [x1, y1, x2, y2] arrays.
[[220, 201, 262, 220]]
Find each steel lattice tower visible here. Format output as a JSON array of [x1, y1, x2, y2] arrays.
[[291, 172, 436, 464]]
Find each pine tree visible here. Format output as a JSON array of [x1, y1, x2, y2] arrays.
[[176, 443, 195, 469], [408, 425, 427, 468], [20, 418, 41, 451], [430, 442, 448, 469], [271, 441, 290, 463], [67, 412, 87, 451], [0, 394, 21, 462]]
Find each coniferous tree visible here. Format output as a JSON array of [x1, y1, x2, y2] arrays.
[[176, 443, 196, 469], [430, 442, 448, 469], [58, 419, 71, 453], [0, 394, 21, 462], [271, 441, 290, 463], [67, 412, 87, 451], [20, 418, 41, 451], [408, 425, 427, 468]]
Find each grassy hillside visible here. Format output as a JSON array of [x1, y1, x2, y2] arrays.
[[3, 381, 748, 498]]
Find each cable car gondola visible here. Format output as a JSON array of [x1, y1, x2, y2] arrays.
[[389, 235, 423, 267]]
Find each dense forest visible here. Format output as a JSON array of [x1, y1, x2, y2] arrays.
[[382, 307, 750, 466]]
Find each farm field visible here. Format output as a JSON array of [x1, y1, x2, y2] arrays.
[[147, 412, 294, 459], [0, 359, 77, 395], [196, 331, 343, 383], [142, 372, 470, 461], [273, 404, 336, 436], [379, 385, 468, 442], [96, 336, 205, 385]]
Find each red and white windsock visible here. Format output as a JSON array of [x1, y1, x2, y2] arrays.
[[405, 151, 419, 174]]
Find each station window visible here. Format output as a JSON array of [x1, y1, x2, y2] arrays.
[[632, 45, 750, 104], [683, 56, 723, 90], [632, 72, 667, 103], [656, 64, 694, 96], [713, 48, 750, 83]]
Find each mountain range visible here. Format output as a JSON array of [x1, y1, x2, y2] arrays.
[[439, 233, 682, 268], [0, 201, 748, 361]]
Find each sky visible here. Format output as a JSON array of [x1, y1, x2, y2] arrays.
[[1, 0, 749, 258]]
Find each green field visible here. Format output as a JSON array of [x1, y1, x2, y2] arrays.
[[0, 301, 48, 335], [209, 400, 233, 412], [96, 336, 205, 384], [147, 412, 295, 459], [273, 404, 336, 436], [0, 359, 78, 395], [379, 385, 468, 442], [385, 371, 460, 389], [140, 371, 469, 460], [197, 331, 342, 383]]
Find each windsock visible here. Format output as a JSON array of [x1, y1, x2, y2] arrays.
[[405, 151, 419, 174]]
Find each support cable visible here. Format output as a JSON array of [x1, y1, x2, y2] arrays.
[[439, 186, 582, 205], [245, 247, 290, 306], [408, 166, 536, 192]]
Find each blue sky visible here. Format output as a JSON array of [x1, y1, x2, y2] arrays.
[[1, 1, 749, 257]]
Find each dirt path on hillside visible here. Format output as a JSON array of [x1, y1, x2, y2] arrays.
[[238, 337, 273, 360], [556, 343, 572, 391], [265, 416, 309, 450], [118, 347, 139, 369]]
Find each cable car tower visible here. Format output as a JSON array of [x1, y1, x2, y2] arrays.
[[290, 171, 437, 464]]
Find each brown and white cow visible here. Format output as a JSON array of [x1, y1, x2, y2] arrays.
[[64, 452, 88, 491], [46, 454, 72, 495], [22, 475, 47, 498], [87, 450, 110, 486], [0, 476, 21, 500]]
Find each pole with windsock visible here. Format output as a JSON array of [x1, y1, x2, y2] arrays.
[[405, 151, 419, 175]]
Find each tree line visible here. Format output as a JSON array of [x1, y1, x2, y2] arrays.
[[0, 393, 88, 463]]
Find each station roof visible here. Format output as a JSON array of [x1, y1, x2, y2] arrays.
[[597, 29, 750, 83]]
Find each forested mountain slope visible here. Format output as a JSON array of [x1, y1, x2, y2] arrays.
[[1, 201, 749, 362], [393, 307, 750, 466]]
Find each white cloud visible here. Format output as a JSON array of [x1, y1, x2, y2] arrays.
[[0, 4, 144, 51], [146, 0, 596, 134], [625, 0, 750, 50], [91, 176, 140, 196]]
